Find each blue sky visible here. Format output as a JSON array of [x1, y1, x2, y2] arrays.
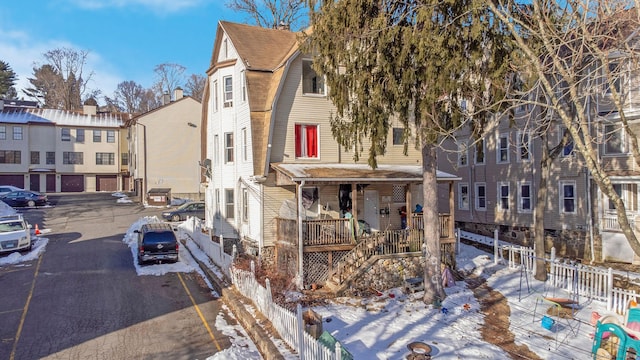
[[0, 0, 249, 103]]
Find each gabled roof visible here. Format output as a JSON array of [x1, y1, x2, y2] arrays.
[[125, 96, 200, 127], [204, 21, 301, 176]]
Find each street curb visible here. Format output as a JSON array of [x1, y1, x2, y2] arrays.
[[186, 243, 286, 360]]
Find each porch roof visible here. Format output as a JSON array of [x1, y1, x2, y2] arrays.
[[271, 163, 461, 183]]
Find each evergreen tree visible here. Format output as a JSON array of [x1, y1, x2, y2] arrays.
[[0, 61, 18, 99], [305, 0, 513, 303]]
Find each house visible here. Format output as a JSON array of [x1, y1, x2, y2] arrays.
[[202, 21, 459, 291], [0, 101, 127, 192], [126, 88, 203, 203]]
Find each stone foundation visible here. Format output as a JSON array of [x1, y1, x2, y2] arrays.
[[341, 254, 425, 297]]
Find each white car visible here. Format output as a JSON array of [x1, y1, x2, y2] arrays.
[[0, 214, 32, 253]]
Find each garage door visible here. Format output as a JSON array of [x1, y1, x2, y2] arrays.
[[96, 175, 117, 192], [0, 174, 24, 188], [61, 175, 84, 192]]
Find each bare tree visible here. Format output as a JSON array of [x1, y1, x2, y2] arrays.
[[153, 63, 185, 99], [184, 74, 206, 101], [490, 1, 640, 257], [226, 0, 307, 30], [105, 80, 146, 113]]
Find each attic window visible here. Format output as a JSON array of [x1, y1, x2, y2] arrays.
[[302, 59, 325, 95], [224, 76, 233, 107]]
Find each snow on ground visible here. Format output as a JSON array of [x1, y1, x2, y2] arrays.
[[0, 236, 49, 266]]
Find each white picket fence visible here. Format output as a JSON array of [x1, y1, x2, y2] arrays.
[[459, 228, 638, 316], [231, 262, 345, 360]]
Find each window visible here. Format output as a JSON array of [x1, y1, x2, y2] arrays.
[[241, 128, 248, 161], [0, 126, 5, 140], [497, 133, 509, 163], [475, 139, 485, 164], [605, 62, 622, 94], [518, 131, 531, 161], [302, 59, 325, 95], [13, 126, 22, 140], [225, 189, 234, 219], [214, 134, 220, 165], [604, 124, 625, 154], [559, 126, 573, 157], [63, 152, 83, 165], [96, 152, 115, 165], [458, 142, 468, 167], [295, 124, 319, 158], [241, 70, 247, 102], [46, 152, 55, 165], [458, 183, 469, 210], [93, 130, 101, 142], [223, 39, 228, 58], [213, 80, 219, 112], [61, 128, 71, 142], [107, 130, 115, 143], [392, 128, 403, 145], [223, 76, 233, 107], [242, 187, 248, 222], [121, 153, 129, 166], [224, 132, 234, 163], [215, 189, 220, 218], [498, 182, 510, 210], [518, 182, 532, 213], [0, 150, 21, 164], [608, 184, 638, 212], [560, 180, 576, 214], [475, 183, 486, 211], [30, 151, 40, 164], [76, 129, 85, 143]]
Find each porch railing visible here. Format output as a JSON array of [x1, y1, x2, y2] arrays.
[[602, 214, 635, 232], [410, 213, 453, 240]]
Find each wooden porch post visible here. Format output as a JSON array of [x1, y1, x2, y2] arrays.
[[351, 183, 358, 238], [406, 185, 412, 227], [297, 181, 305, 289], [449, 180, 455, 238]]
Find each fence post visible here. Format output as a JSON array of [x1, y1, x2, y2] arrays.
[[336, 341, 343, 360], [455, 228, 460, 255], [607, 267, 614, 311], [494, 229, 499, 265], [549, 247, 556, 286], [220, 235, 225, 259], [297, 303, 305, 360], [265, 278, 272, 319], [251, 260, 255, 275]]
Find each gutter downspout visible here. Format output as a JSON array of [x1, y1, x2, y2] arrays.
[[297, 180, 305, 289]]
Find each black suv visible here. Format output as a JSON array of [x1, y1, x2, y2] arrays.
[[134, 223, 179, 265]]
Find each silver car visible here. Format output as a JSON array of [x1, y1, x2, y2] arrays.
[[0, 214, 32, 253]]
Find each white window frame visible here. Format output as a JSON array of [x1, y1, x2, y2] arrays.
[[213, 80, 219, 112], [474, 139, 485, 165], [107, 130, 115, 143], [225, 188, 234, 219], [223, 76, 233, 107], [497, 133, 509, 164], [604, 123, 626, 155], [295, 123, 319, 159], [215, 188, 220, 218], [302, 59, 325, 96], [242, 187, 248, 222], [0, 126, 5, 140], [518, 182, 533, 213], [458, 142, 468, 167], [241, 127, 248, 162], [13, 126, 22, 140], [241, 70, 247, 102], [604, 61, 622, 95], [61, 128, 71, 142], [559, 180, 577, 214], [517, 131, 531, 162], [224, 132, 234, 163], [497, 182, 510, 211], [558, 126, 574, 157], [475, 183, 487, 211], [214, 134, 220, 166], [458, 183, 469, 210]]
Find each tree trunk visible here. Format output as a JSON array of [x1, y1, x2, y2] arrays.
[[422, 142, 445, 304], [534, 142, 552, 281]]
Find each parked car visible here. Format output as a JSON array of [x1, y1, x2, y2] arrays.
[[0, 190, 48, 207], [0, 185, 24, 195], [134, 222, 179, 265], [162, 201, 205, 222], [0, 214, 32, 254]]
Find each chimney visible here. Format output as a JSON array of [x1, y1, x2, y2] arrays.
[[277, 21, 290, 31], [173, 87, 183, 101], [162, 92, 171, 105], [83, 104, 97, 116]]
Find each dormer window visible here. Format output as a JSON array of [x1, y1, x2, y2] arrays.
[[302, 59, 325, 95]]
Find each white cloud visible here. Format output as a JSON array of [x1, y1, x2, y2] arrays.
[[69, 0, 207, 13]]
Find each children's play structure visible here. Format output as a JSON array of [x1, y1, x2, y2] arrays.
[[591, 307, 640, 359]]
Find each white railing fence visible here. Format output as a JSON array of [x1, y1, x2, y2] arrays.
[[231, 262, 344, 360], [458, 228, 637, 316], [181, 217, 236, 279]]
